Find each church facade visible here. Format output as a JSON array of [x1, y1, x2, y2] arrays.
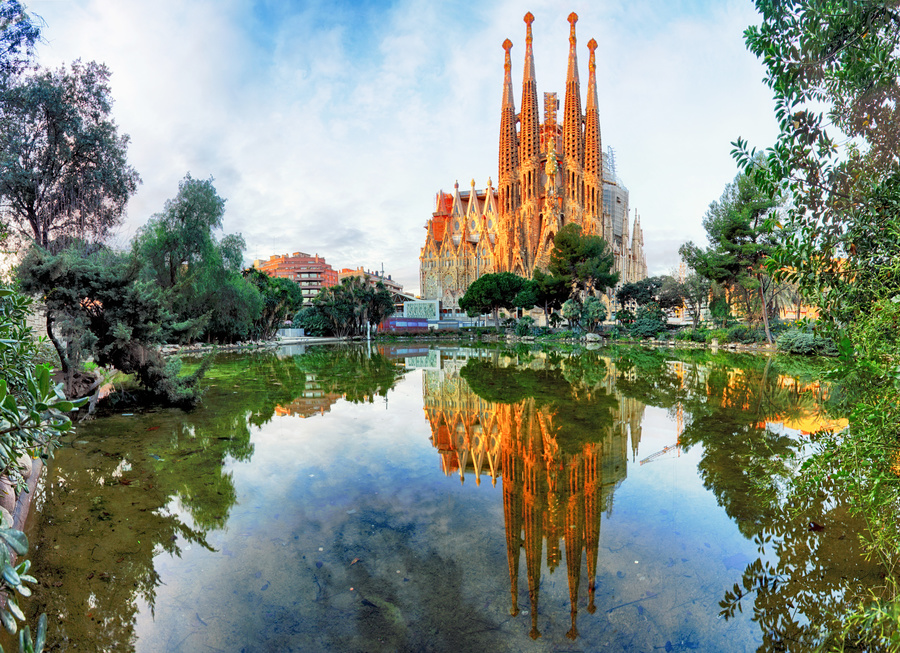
[[419, 12, 647, 314]]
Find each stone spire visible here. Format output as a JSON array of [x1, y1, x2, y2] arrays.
[[562, 13, 583, 173], [519, 12, 540, 205], [584, 37, 603, 223], [499, 38, 519, 216]]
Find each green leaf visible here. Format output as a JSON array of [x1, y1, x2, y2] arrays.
[[14, 584, 31, 597], [35, 614, 46, 653], [37, 367, 49, 399], [0, 607, 16, 634], [18, 624, 32, 653], [6, 599, 24, 622], [0, 530, 28, 556], [1, 564, 20, 586]]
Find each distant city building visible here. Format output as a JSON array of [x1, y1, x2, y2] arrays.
[[419, 12, 648, 316], [253, 252, 338, 300], [337, 266, 404, 295]]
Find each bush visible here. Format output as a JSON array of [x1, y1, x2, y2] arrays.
[[675, 327, 710, 342], [726, 324, 751, 343], [777, 328, 838, 356], [515, 315, 535, 336], [705, 328, 729, 343], [629, 303, 667, 339], [726, 324, 768, 344]]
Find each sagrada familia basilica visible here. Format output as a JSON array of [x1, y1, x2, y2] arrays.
[[419, 13, 648, 313]]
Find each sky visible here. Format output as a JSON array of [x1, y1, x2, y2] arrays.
[[26, 0, 779, 295]]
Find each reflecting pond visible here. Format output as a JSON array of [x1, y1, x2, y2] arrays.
[[17, 344, 881, 651]]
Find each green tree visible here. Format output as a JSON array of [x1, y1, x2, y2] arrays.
[[458, 271, 527, 331], [133, 174, 258, 343], [530, 267, 569, 323], [0, 60, 140, 248], [0, 0, 41, 78], [243, 267, 304, 340], [673, 272, 712, 329], [732, 2, 900, 645], [547, 223, 618, 300], [680, 166, 778, 342], [561, 295, 607, 332], [616, 275, 681, 310], [18, 245, 208, 406], [293, 304, 332, 337], [629, 302, 668, 339], [312, 277, 394, 339]]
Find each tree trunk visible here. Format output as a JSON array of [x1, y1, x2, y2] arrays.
[[757, 280, 773, 344], [46, 310, 70, 374], [492, 307, 500, 333]]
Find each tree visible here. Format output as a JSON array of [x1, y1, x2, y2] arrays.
[[458, 271, 528, 331], [671, 272, 711, 329], [0, 60, 140, 248], [133, 174, 259, 343], [312, 277, 394, 339], [629, 302, 668, 339], [548, 223, 618, 300], [616, 275, 682, 310], [135, 174, 227, 290], [17, 245, 209, 406], [562, 295, 607, 332], [530, 267, 569, 322], [680, 166, 778, 342], [0, 0, 41, 78], [733, 2, 900, 644], [243, 267, 304, 340]]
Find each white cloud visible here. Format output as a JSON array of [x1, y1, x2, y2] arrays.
[[27, 0, 777, 291]]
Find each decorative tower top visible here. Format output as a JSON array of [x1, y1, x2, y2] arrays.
[[562, 11, 583, 169], [502, 39, 514, 108], [499, 36, 519, 213], [519, 12, 541, 176], [584, 36, 603, 196]]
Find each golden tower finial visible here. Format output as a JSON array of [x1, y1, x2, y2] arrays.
[[588, 38, 597, 72], [524, 12, 534, 44], [568, 12, 578, 45]]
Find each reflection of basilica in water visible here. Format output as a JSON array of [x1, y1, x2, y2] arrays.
[[419, 349, 646, 639]]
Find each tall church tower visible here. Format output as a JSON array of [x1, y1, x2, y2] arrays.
[[419, 12, 647, 313]]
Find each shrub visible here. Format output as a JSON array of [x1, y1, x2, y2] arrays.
[[705, 328, 729, 343], [629, 303, 667, 339], [726, 324, 751, 343], [515, 316, 535, 336], [777, 328, 838, 356]]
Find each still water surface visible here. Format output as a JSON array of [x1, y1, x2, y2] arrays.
[[19, 344, 879, 651]]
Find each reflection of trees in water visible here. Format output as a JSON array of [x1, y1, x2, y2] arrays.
[[423, 348, 638, 639], [610, 346, 878, 648], [719, 480, 882, 650], [27, 347, 407, 650]]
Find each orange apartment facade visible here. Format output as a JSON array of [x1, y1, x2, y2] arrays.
[[253, 252, 339, 300]]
